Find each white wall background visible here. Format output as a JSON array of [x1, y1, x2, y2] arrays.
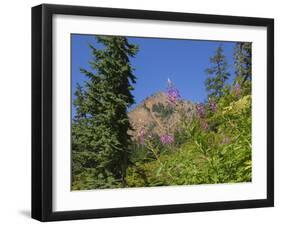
[[0, 0, 279, 225]]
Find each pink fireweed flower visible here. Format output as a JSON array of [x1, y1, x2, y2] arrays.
[[209, 99, 217, 113], [196, 103, 206, 118], [160, 134, 174, 145], [167, 88, 180, 104], [166, 78, 181, 105]]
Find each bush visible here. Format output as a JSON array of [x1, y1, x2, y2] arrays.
[[126, 94, 252, 187]]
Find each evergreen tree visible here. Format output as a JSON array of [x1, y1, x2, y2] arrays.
[[72, 36, 138, 189], [233, 42, 252, 84], [205, 45, 230, 99]]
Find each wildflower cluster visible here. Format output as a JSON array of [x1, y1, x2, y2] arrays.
[[196, 103, 206, 118], [196, 103, 213, 131], [166, 78, 181, 105], [154, 79, 181, 146], [138, 79, 187, 146], [209, 99, 217, 112], [197, 99, 217, 116], [160, 134, 174, 145]]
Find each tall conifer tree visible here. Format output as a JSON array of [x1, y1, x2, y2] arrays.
[[233, 42, 252, 84], [72, 36, 138, 189], [205, 45, 230, 99]]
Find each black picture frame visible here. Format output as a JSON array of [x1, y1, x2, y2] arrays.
[[32, 3, 274, 222]]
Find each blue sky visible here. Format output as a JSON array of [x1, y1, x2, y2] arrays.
[[71, 34, 236, 114]]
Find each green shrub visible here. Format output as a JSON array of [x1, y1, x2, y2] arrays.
[[126, 94, 252, 187]]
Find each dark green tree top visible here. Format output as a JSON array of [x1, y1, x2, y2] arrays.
[[72, 36, 138, 189], [205, 45, 230, 99], [233, 42, 252, 84]]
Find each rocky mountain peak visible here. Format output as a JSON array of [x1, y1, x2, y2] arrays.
[[128, 92, 196, 141]]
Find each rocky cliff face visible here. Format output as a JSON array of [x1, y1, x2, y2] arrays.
[[128, 92, 196, 141]]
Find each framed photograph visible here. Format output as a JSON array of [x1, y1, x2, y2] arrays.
[[32, 4, 274, 221]]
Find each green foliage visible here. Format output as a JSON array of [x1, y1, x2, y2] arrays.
[[234, 42, 252, 84], [72, 36, 138, 190], [126, 92, 252, 187], [205, 45, 230, 99], [130, 135, 171, 164], [72, 40, 252, 190], [72, 168, 122, 190], [233, 42, 252, 96]]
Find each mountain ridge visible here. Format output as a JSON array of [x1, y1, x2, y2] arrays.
[[128, 92, 196, 141]]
